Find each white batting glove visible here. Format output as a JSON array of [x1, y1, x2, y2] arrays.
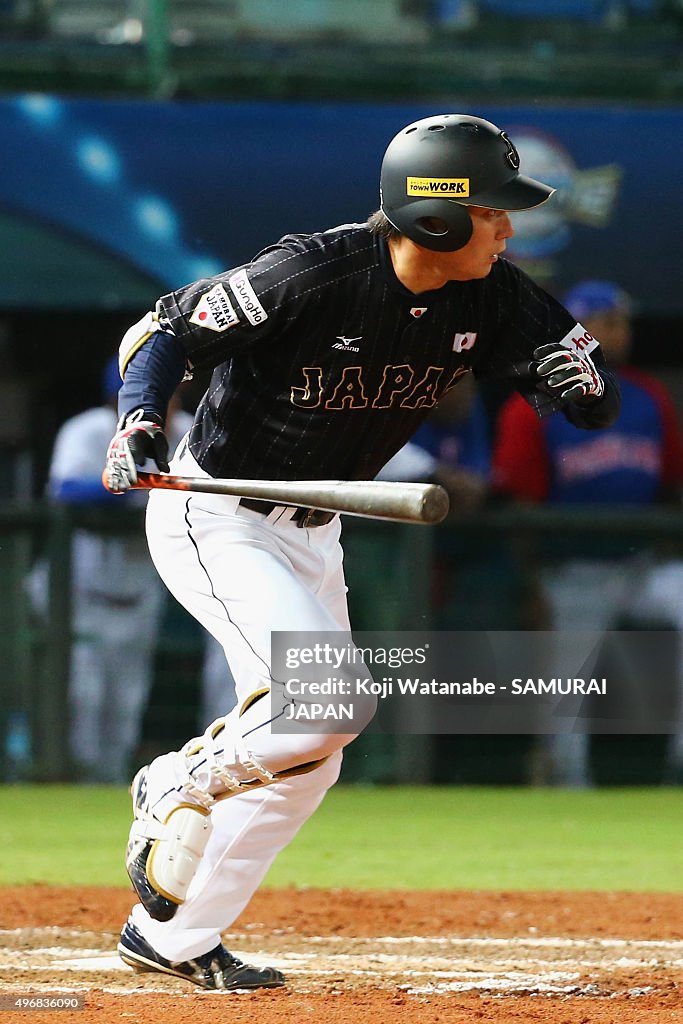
[[103, 409, 170, 493], [533, 344, 605, 403]]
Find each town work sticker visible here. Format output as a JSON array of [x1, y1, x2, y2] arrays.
[[406, 177, 470, 196]]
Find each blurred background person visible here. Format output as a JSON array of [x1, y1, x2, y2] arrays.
[[377, 372, 541, 783], [380, 372, 490, 513], [386, 373, 542, 635], [493, 280, 683, 786], [342, 374, 493, 783], [380, 374, 502, 628], [349, 373, 492, 631], [28, 355, 235, 782]]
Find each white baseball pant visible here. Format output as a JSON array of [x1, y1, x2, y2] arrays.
[[130, 441, 375, 960]]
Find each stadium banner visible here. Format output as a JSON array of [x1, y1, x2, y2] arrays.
[[0, 95, 680, 311]]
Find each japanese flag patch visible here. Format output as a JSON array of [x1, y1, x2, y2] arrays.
[[190, 284, 240, 332]]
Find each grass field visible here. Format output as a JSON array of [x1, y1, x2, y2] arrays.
[[4, 784, 682, 890]]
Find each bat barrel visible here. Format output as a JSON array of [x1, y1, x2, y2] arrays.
[[133, 474, 450, 525]]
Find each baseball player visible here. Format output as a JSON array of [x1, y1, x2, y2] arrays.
[[102, 114, 620, 990], [493, 279, 683, 785]]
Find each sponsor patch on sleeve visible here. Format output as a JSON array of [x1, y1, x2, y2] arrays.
[[228, 269, 269, 326], [559, 323, 599, 357], [189, 284, 240, 332]]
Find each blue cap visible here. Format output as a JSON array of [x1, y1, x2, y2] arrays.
[[563, 280, 631, 323], [102, 354, 121, 401]]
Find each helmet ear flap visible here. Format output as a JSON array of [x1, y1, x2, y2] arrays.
[[412, 200, 473, 252], [384, 198, 473, 253]]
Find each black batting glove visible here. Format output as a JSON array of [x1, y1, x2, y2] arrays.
[[103, 409, 170, 493], [532, 343, 605, 404]]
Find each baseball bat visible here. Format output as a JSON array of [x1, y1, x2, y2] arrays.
[[132, 472, 450, 525]]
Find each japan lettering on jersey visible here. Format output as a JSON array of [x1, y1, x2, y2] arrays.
[[289, 365, 468, 411]]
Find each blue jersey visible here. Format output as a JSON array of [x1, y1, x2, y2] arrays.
[[494, 367, 683, 507], [543, 373, 665, 504]]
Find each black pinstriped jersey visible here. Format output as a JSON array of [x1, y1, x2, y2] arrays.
[[157, 223, 618, 482]]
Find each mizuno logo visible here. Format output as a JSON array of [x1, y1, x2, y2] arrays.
[[333, 335, 362, 352]]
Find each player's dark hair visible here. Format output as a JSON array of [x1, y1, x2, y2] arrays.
[[367, 209, 401, 241]]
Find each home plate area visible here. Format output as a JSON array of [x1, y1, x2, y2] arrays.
[[1, 890, 683, 1023], [0, 927, 680, 997]]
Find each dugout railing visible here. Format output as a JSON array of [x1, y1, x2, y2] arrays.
[[2, 501, 683, 784]]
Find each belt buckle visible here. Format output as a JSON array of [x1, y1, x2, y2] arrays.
[[299, 507, 319, 529], [297, 508, 335, 528]]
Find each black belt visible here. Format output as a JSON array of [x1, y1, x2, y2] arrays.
[[238, 498, 336, 528]]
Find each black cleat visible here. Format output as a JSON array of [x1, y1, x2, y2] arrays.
[[117, 920, 285, 991]]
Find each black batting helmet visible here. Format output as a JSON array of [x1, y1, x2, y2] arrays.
[[380, 114, 554, 252]]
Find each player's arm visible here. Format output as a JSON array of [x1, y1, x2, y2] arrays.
[[496, 334, 620, 430], [485, 261, 621, 429], [103, 322, 187, 493], [103, 254, 282, 492], [532, 341, 621, 430]]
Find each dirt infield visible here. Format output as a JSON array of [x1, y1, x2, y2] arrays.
[[1, 886, 682, 1023]]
